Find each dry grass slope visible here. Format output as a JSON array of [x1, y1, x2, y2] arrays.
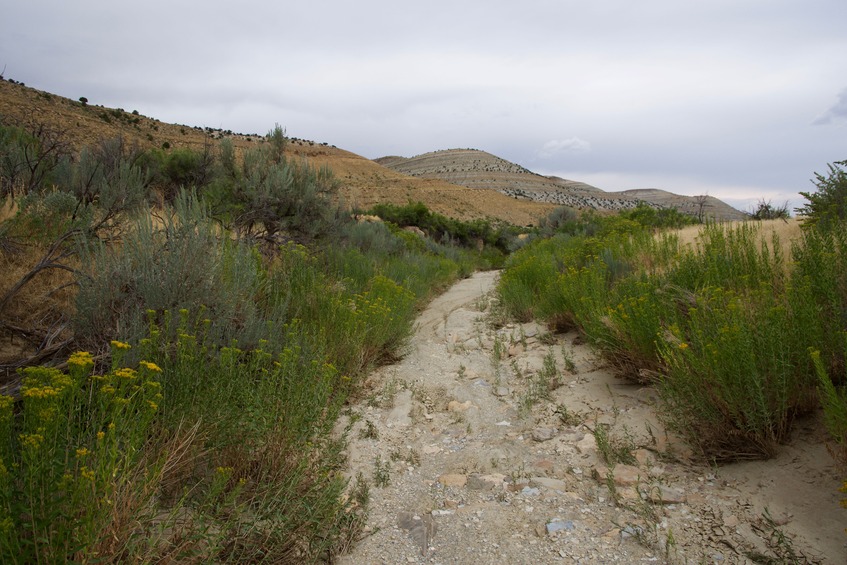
[[0, 80, 554, 226]]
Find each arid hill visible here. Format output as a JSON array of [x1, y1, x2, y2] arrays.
[[377, 148, 749, 221], [0, 80, 553, 226]]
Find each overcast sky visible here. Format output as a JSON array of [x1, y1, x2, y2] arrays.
[[3, 1, 846, 213]]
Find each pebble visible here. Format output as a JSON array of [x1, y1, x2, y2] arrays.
[[546, 519, 576, 534], [612, 464, 643, 486], [641, 485, 687, 505], [529, 477, 568, 491], [520, 487, 541, 497], [438, 473, 468, 487], [532, 427, 557, 442]]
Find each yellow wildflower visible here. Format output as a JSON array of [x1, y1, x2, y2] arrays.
[[75, 447, 90, 458], [96, 431, 105, 440], [138, 360, 162, 373], [114, 368, 136, 380], [147, 400, 158, 412], [22, 386, 59, 400], [678, 343, 689, 350], [68, 351, 94, 367], [19, 433, 44, 450], [79, 466, 95, 481], [110, 340, 131, 350]]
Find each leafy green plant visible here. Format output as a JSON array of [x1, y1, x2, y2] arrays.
[[812, 346, 847, 466], [74, 192, 264, 352], [0, 346, 161, 562], [797, 159, 847, 228]]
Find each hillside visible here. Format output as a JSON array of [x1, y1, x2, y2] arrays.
[[377, 149, 749, 221], [0, 80, 554, 226]]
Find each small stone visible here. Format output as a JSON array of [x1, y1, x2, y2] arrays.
[[422, 444, 441, 455], [467, 475, 494, 491], [592, 464, 610, 482], [616, 486, 640, 501], [576, 434, 597, 454], [533, 459, 554, 472], [621, 525, 643, 540], [634, 448, 656, 466], [495, 420, 511, 426], [448, 400, 473, 412], [641, 485, 686, 505], [438, 473, 467, 488], [508, 344, 524, 357], [529, 477, 568, 491], [612, 464, 642, 486], [686, 492, 707, 505], [723, 515, 740, 528], [532, 427, 556, 442], [494, 386, 510, 397], [520, 486, 541, 497], [546, 519, 576, 534]]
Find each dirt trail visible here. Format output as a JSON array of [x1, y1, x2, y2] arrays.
[[337, 271, 846, 564]]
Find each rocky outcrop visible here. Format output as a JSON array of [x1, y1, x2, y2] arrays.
[[377, 149, 748, 221]]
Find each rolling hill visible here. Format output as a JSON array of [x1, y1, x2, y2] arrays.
[[0, 80, 553, 226], [376, 149, 749, 221], [1, 79, 746, 223]]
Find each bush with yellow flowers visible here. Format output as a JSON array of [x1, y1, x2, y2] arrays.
[[0, 342, 162, 562]]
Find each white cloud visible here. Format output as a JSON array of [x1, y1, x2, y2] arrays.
[[537, 138, 591, 159]]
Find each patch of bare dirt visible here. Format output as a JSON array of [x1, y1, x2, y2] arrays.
[[337, 271, 846, 564]]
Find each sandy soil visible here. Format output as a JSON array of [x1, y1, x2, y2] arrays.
[[337, 271, 846, 564]]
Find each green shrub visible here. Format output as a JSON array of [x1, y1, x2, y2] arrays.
[[0, 347, 162, 562], [798, 159, 847, 228], [658, 286, 816, 460], [790, 223, 847, 379], [812, 344, 847, 467], [619, 203, 697, 229], [74, 192, 264, 352]]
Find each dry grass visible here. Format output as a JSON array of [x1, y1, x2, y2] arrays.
[[1, 80, 554, 227], [673, 218, 802, 259], [0, 241, 77, 370]]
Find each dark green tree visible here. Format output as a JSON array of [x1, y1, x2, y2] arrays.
[[797, 160, 847, 228]]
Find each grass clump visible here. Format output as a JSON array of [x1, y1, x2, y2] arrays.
[[497, 203, 847, 462]]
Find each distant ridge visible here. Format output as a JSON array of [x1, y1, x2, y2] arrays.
[[377, 149, 749, 221]]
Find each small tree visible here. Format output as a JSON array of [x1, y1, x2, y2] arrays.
[[797, 160, 847, 228], [78, 96, 88, 106], [693, 194, 711, 222], [751, 199, 790, 221]]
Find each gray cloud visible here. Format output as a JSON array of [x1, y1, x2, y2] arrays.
[[814, 89, 847, 125], [2, 0, 846, 203]]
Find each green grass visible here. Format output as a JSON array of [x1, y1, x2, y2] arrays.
[[0, 165, 483, 562], [498, 214, 847, 462]]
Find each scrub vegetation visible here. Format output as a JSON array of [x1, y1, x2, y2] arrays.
[[2, 102, 846, 560], [498, 163, 847, 464], [0, 120, 508, 562]]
